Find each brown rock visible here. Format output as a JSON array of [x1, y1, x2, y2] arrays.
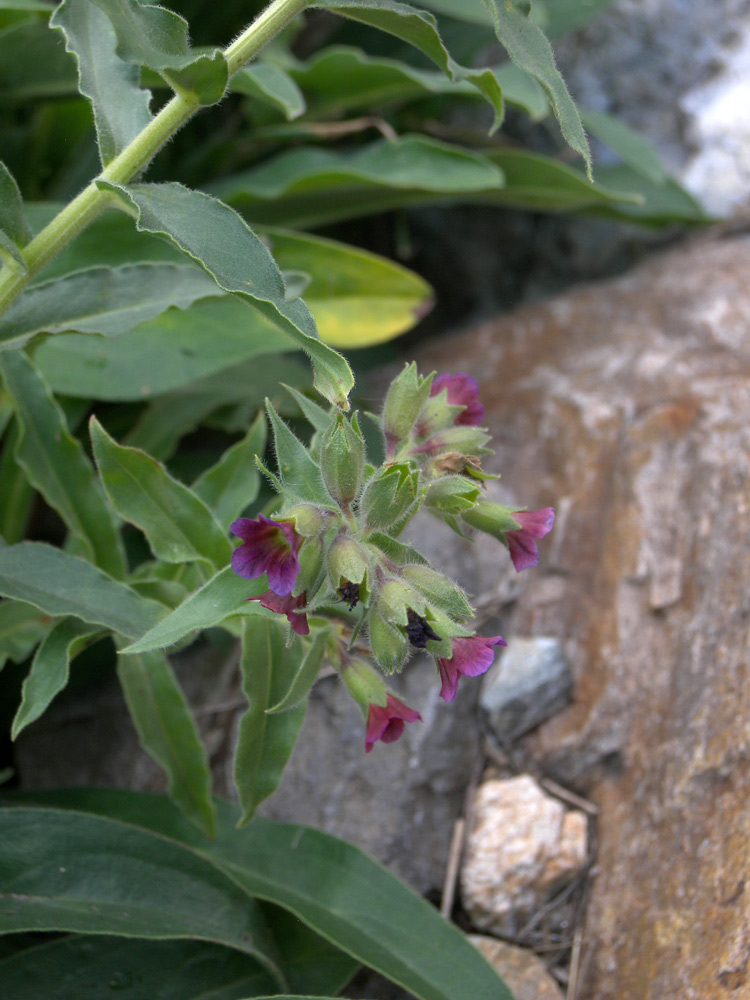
[[469, 935, 563, 1000], [411, 233, 750, 1000], [461, 776, 588, 937]]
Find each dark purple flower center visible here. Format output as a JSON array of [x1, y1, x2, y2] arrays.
[[405, 608, 441, 648], [339, 580, 360, 610]]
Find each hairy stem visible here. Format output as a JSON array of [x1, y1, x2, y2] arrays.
[[0, 0, 309, 319]]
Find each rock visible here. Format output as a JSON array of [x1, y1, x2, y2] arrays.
[[469, 936, 563, 1000], [461, 776, 588, 938], [480, 636, 573, 741], [410, 232, 750, 998]]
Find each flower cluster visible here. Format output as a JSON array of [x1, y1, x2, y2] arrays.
[[230, 365, 554, 751]]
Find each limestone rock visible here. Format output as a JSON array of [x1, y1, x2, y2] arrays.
[[411, 233, 750, 999], [469, 936, 563, 1000], [480, 636, 573, 741], [461, 776, 588, 937]]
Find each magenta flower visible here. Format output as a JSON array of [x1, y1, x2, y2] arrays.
[[436, 634, 506, 702], [506, 508, 556, 572], [365, 694, 422, 753], [246, 590, 309, 635], [230, 514, 302, 595], [430, 373, 484, 426]]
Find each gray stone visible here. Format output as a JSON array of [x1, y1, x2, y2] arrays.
[[481, 636, 573, 742], [469, 936, 563, 1000]]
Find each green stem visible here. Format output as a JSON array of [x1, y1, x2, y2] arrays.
[[0, 0, 309, 319]]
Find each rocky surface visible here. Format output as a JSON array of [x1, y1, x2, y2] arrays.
[[470, 936, 563, 1000], [461, 776, 588, 938], [408, 231, 750, 999]]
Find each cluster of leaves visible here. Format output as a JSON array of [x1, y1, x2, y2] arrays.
[[0, 0, 707, 997]]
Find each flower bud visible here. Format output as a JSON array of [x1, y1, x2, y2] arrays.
[[319, 412, 365, 507], [367, 610, 409, 674], [342, 657, 388, 716], [400, 564, 474, 620], [424, 475, 481, 516], [284, 503, 329, 538], [327, 532, 370, 603], [359, 463, 421, 531], [375, 576, 425, 626], [409, 424, 491, 463], [382, 363, 434, 456]]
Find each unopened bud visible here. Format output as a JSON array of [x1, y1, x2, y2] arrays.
[[360, 463, 421, 531], [400, 564, 474, 619], [327, 532, 370, 603], [382, 363, 434, 456], [461, 499, 522, 539], [368, 611, 409, 674], [424, 475, 481, 516], [342, 657, 388, 716], [320, 413, 365, 507]]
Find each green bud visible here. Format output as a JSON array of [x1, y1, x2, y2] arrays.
[[319, 412, 365, 507], [461, 499, 522, 540], [284, 503, 330, 537], [424, 475, 481, 516], [375, 576, 425, 625], [359, 463, 420, 531], [411, 425, 491, 466], [368, 610, 409, 674], [400, 564, 475, 620], [327, 532, 370, 603], [342, 657, 388, 717], [381, 363, 434, 455]]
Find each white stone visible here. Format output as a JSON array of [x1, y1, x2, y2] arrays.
[[461, 776, 588, 937]]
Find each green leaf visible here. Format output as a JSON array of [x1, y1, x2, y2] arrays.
[[480, 0, 591, 175], [0, 419, 34, 544], [483, 146, 640, 210], [96, 180, 353, 409], [234, 616, 307, 825], [265, 399, 333, 507], [85, 0, 228, 104], [0, 936, 281, 1000], [50, 0, 152, 166], [10, 791, 515, 1000], [582, 107, 667, 185], [0, 541, 165, 637], [0, 263, 222, 350], [267, 227, 433, 348], [0, 352, 126, 578], [0, 18, 79, 101], [117, 648, 216, 836], [90, 416, 232, 570], [494, 61, 548, 120], [33, 296, 298, 402], [588, 163, 711, 225], [232, 61, 306, 120], [0, 599, 52, 671], [214, 135, 504, 228], [313, 0, 504, 130], [0, 162, 31, 270], [0, 807, 286, 986], [11, 617, 99, 738], [267, 625, 330, 714], [122, 566, 266, 654], [192, 410, 266, 530]]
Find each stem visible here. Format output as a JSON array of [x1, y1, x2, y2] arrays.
[[0, 0, 309, 319]]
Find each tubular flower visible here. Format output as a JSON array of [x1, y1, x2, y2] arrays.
[[436, 634, 506, 702], [365, 694, 422, 753], [230, 514, 302, 595], [246, 590, 309, 635], [506, 508, 556, 572], [430, 373, 485, 426]]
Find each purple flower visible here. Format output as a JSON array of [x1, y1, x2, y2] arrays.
[[506, 508, 556, 572], [230, 514, 302, 595], [436, 634, 506, 702], [430, 373, 484, 427], [246, 589, 309, 635], [365, 694, 422, 753]]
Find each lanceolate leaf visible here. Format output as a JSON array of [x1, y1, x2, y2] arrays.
[[12, 617, 100, 738], [267, 625, 331, 713], [117, 648, 216, 836], [0, 161, 31, 270], [313, 0, 504, 129], [0, 541, 165, 637], [7, 791, 515, 1000], [0, 263, 222, 350], [233, 61, 306, 120], [581, 107, 667, 185], [0, 419, 35, 544], [0, 352, 126, 578], [192, 410, 266, 529], [265, 400, 333, 507], [122, 566, 267, 654], [86, 0, 228, 104], [234, 616, 307, 825], [51, 0, 152, 165], [479, 0, 591, 175], [0, 807, 287, 988], [0, 599, 52, 671], [96, 180, 353, 409], [90, 416, 232, 570]]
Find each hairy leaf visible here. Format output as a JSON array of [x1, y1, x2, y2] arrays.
[[0, 161, 31, 269], [0, 599, 52, 671], [233, 61, 306, 120]]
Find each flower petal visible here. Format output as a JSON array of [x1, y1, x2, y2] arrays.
[[230, 514, 302, 595], [430, 373, 484, 426], [365, 694, 421, 753], [436, 634, 505, 702]]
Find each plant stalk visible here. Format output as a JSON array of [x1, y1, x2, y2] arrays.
[[0, 0, 309, 319]]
